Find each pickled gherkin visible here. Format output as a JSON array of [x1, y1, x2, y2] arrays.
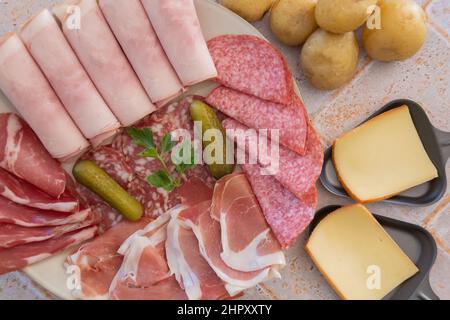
[[73, 160, 143, 222], [190, 100, 234, 179]]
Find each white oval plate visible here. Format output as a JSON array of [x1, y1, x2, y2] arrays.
[[0, 0, 301, 299]]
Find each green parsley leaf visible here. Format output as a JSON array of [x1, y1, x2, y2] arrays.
[[147, 170, 174, 192], [127, 128, 155, 149], [160, 133, 176, 154], [139, 147, 158, 158]]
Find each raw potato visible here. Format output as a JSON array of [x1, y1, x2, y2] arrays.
[[362, 0, 427, 61], [301, 29, 359, 90], [315, 0, 378, 34], [270, 0, 318, 46], [221, 0, 275, 22]]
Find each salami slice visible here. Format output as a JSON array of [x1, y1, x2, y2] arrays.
[[242, 164, 317, 249], [207, 87, 308, 155], [207, 35, 292, 105], [223, 118, 323, 198]]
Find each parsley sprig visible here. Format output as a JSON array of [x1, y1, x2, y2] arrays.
[[127, 128, 195, 192]]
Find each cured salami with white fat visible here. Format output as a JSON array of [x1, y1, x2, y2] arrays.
[[206, 87, 308, 155], [242, 164, 317, 249], [207, 35, 292, 105], [0, 113, 67, 198], [0, 226, 97, 275], [0, 33, 89, 161], [0, 168, 78, 213], [20, 9, 121, 146], [141, 0, 217, 86]]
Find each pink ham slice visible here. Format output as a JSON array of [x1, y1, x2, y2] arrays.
[[206, 87, 308, 155], [0, 209, 99, 249], [0, 33, 89, 161], [53, 0, 155, 126], [141, 0, 217, 86], [19, 9, 121, 147], [98, 0, 184, 105], [0, 196, 90, 227], [223, 118, 324, 199], [0, 226, 97, 275], [0, 168, 78, 213], [179, 201, 280, 296], [166, 206, 229, 300], [210, 173, 285, 272], [0, 113, 66, 198], [66, 217, 152, 299], [207, 35, 293, 105], [242, 164, 318, 249]]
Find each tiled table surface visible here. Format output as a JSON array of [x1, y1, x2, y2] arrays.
[[0, 0, 448, 300]]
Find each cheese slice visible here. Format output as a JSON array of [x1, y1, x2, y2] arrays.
[[306, 204, 419, 300], [333, 105, 438, 203]]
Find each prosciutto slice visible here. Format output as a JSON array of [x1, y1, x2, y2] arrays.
[[166, 207, 229, 300], [141, 0, 218, 86], [20, 9, 121, 146], [0, 209, 98, 249], [99, 0, 184, 105], [211, 173, 285, 272], [0, 196, 90, 227], [0, 113, 66, 198], [0, 168, 78, 212], [0, 33, 89, 161], [179, 201, 280, 296], [66, 217, 152, 299], [0, 226, 97, 275], [53, 0, 155, 126]]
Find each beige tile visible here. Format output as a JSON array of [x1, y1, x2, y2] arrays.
[[427, 0, 450, 36], [429, 249, 450, 299], [426, 201, 450, 252]]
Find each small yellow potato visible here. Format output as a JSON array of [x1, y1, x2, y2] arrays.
[[301, 29, 359, 90], [270, 0, 318, 46], [221, 0, 275, 22], [362, 0, 427, 61], [315, 0, 379, 34]]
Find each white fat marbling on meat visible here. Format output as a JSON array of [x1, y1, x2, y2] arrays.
[[0, 115, 23, 172]]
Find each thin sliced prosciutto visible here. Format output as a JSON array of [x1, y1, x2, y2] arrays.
[[206, 87, 307, 155], [210, 173, 285, 272], [0, 113, 67, 198], [53, 0, 155, 126], [99, 0, 184, 105], [0, 226, 97, 275], [0, 196, 90, 227], [0, 209, 99, 249], [179, 201, 280, 296], [66, 217, 152, 299], [20, 9, 121, 146], [242, 164, 318, 249], [0, 33, 89, 161], [0, 168, 78, 212], [166, 207, 229, 300], [141, 0, 217, 86]]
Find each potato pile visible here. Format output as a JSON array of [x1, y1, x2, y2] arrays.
[[222, 0, 428, 91]]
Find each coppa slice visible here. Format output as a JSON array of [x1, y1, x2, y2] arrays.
[[208, 34, 292, 105], [223, 118, 323, 198], [206, 87, 307, 155], [0, 226, 97, 275], [242, 164, 317, 249], [0, 113, 67, 198], [211, 173, 285, 272], [0, 168, 79, 213]]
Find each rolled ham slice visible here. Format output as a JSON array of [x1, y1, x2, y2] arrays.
[[0, 33, 89, 161], [141, 0, 218, 86], [19, 9, 121, 147], [53, 0, 155, 126], [0, 226, 97, 275], [0, 113, 67, 198], [0, 168, 79, 213], [98, 0, 184, 105]]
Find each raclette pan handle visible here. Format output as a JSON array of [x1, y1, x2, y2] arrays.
[[434, 128, 450, 163], [411, 278, 440, 300]]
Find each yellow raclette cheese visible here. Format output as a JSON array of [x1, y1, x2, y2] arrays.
[[305, 204, 419, 300], [333, 105, 438, 203]]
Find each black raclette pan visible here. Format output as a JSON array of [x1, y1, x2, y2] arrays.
[[320, 99, 450, 206], [309, 205, 440, 300]]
